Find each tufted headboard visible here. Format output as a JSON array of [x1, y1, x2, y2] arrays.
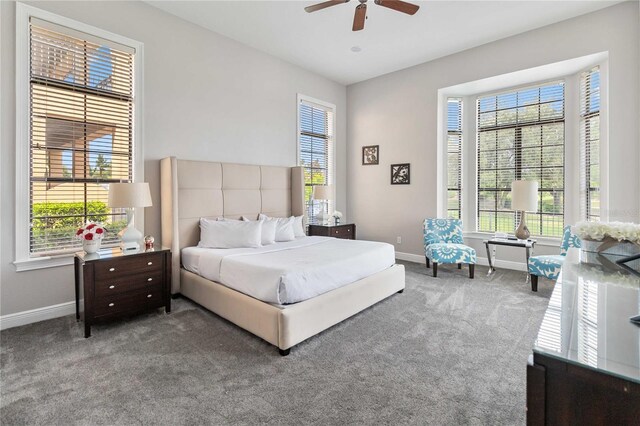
[[160, 157, 305, 293]]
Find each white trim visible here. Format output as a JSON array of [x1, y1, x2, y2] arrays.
[[395, 251, 527, 272], [0, 301, 76, 330], [13, 254, 74, 272], [14, 3, 144, 271], [395, 251, 425, 264]]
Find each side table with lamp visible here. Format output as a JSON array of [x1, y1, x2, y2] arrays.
[[75, 182, 171, 337], [484, 180, 539, 281]]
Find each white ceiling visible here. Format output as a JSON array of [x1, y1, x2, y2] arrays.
[[146, 0, 621, 85]]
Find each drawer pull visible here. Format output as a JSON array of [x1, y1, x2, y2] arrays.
[[109, 267, 115, 272], [347, 229, 351, 232], [147, 261, 153, 266], [147, 294, 152, 298], [108, 303, 115, 307], [147, 278, 153, 282], [335, 230, 339, 234], [109, 285, 115, 289]]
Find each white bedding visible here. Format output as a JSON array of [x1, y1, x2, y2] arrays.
[[181, 236, 395, 304]]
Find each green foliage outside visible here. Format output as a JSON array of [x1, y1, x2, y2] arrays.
[[31, 201, 127, 253]]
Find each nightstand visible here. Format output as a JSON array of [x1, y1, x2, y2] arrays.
[[308, 223, 356, 240], [74, 248, 171, 338]]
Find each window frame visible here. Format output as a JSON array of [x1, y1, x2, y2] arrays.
[[579, 66, 601, 222], [296, 94, 336, 225], [475, 81, 566, 238], [14, 3, 144, 271], [446, 98, 463, 219]]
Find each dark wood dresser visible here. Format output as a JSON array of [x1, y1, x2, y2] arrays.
[[308, 223, 356, 240], [74, 248, 171, 338], [527, 249, 640, 425]]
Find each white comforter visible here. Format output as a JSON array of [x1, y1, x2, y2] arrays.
[[182, 236, 395, 304]]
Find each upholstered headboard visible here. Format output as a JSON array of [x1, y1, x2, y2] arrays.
[[160, 157, 305, 293]]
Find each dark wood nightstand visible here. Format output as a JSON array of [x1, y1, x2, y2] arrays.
[[74, 248, 171, 338], [308, 223, 356, 240]]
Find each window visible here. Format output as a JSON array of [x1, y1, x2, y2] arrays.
[[15, 4, 142, 269], [580, 67, 600, 221], [447, 99, 462, 219], [297, 96, 335, 223], [477, 82, 565, 237]]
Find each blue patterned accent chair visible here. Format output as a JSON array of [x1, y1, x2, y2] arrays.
[[528, 225, 581, 291], [423, 218, 476, 278]]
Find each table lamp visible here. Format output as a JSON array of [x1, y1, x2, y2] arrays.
[[511, 180, 538, 240], [108, 182, 152, 252], [312, 185, 333, 225]]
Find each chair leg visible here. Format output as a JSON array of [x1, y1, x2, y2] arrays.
[[433, 262, 438, 278], [457, 263, 461, 269], [531, 275, 538, 292], [469, 264, 475, 279], [425, 257, 430, 269]]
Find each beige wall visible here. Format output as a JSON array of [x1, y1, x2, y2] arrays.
[[0, 1, 347, 316], [346, 2, 640, 264]]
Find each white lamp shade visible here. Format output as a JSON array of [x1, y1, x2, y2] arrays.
[[511, 180, 538, 212], [312, 185, 334, 201], [108, 183, 152, 208]]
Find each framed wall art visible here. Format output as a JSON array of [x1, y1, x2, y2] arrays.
[[390, 163, 410, 185], [362, 145, 379, 165]]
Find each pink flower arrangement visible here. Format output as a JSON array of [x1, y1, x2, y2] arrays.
[[76, 223, 106, 241]]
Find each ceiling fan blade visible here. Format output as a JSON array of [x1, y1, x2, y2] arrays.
[[305, 0, 350, 13], [374, 0, 420, 15], [352, 3, 367, 31]]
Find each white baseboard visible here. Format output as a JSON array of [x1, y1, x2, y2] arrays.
[[395, 251, 527, 272], [0, 301, 75, 330]]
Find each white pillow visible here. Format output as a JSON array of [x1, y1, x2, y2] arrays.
[[292, 215, 305, 238], [241, 217, 277, 245], [198, 218, 262, 249], [259, 214, 296, 242]]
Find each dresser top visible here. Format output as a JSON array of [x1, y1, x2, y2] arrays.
[[75, 247, 169, 262], [533, 248, 640, 383]]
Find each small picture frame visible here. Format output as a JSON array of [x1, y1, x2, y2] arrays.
[[362, 145, 379, 165], [390, 163, 410, 185]]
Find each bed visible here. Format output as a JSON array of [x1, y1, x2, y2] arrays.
[[160, 157, 405, 355]]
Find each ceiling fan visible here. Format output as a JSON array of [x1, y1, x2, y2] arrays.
[[305, 0, 420, 32]]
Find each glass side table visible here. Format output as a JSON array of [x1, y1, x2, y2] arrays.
[[483, 237, 536, 279]]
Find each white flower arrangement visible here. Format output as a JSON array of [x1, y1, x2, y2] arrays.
[[573, 221, 640, 244], [332, 211, 343, 219]]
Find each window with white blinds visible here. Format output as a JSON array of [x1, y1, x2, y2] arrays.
[[580, 67, 600, 222], [298, 97, 335, 223], [29, 20, 134, 255], [477, 82, 565, 238], [447, 99, 462, 219]]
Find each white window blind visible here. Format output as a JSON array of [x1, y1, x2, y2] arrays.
[[447, 99, 462, 219], [298, 98, 335, 223], [579, 67, 601, 222], [477, 82, 565, 237], [29, 20, 134, 255]]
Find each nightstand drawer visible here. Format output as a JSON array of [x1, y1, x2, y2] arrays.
[[94, 253, 163, 280], [94, 271, 164, 298], [94, 285, 164, 317], [332, 227, 353, 238]]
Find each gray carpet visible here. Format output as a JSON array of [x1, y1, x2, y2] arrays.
[[1, 261, 553, 425]]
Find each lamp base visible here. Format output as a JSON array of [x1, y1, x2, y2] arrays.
[[515, 211, 531, 240], [119, 209, 143, 252]]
